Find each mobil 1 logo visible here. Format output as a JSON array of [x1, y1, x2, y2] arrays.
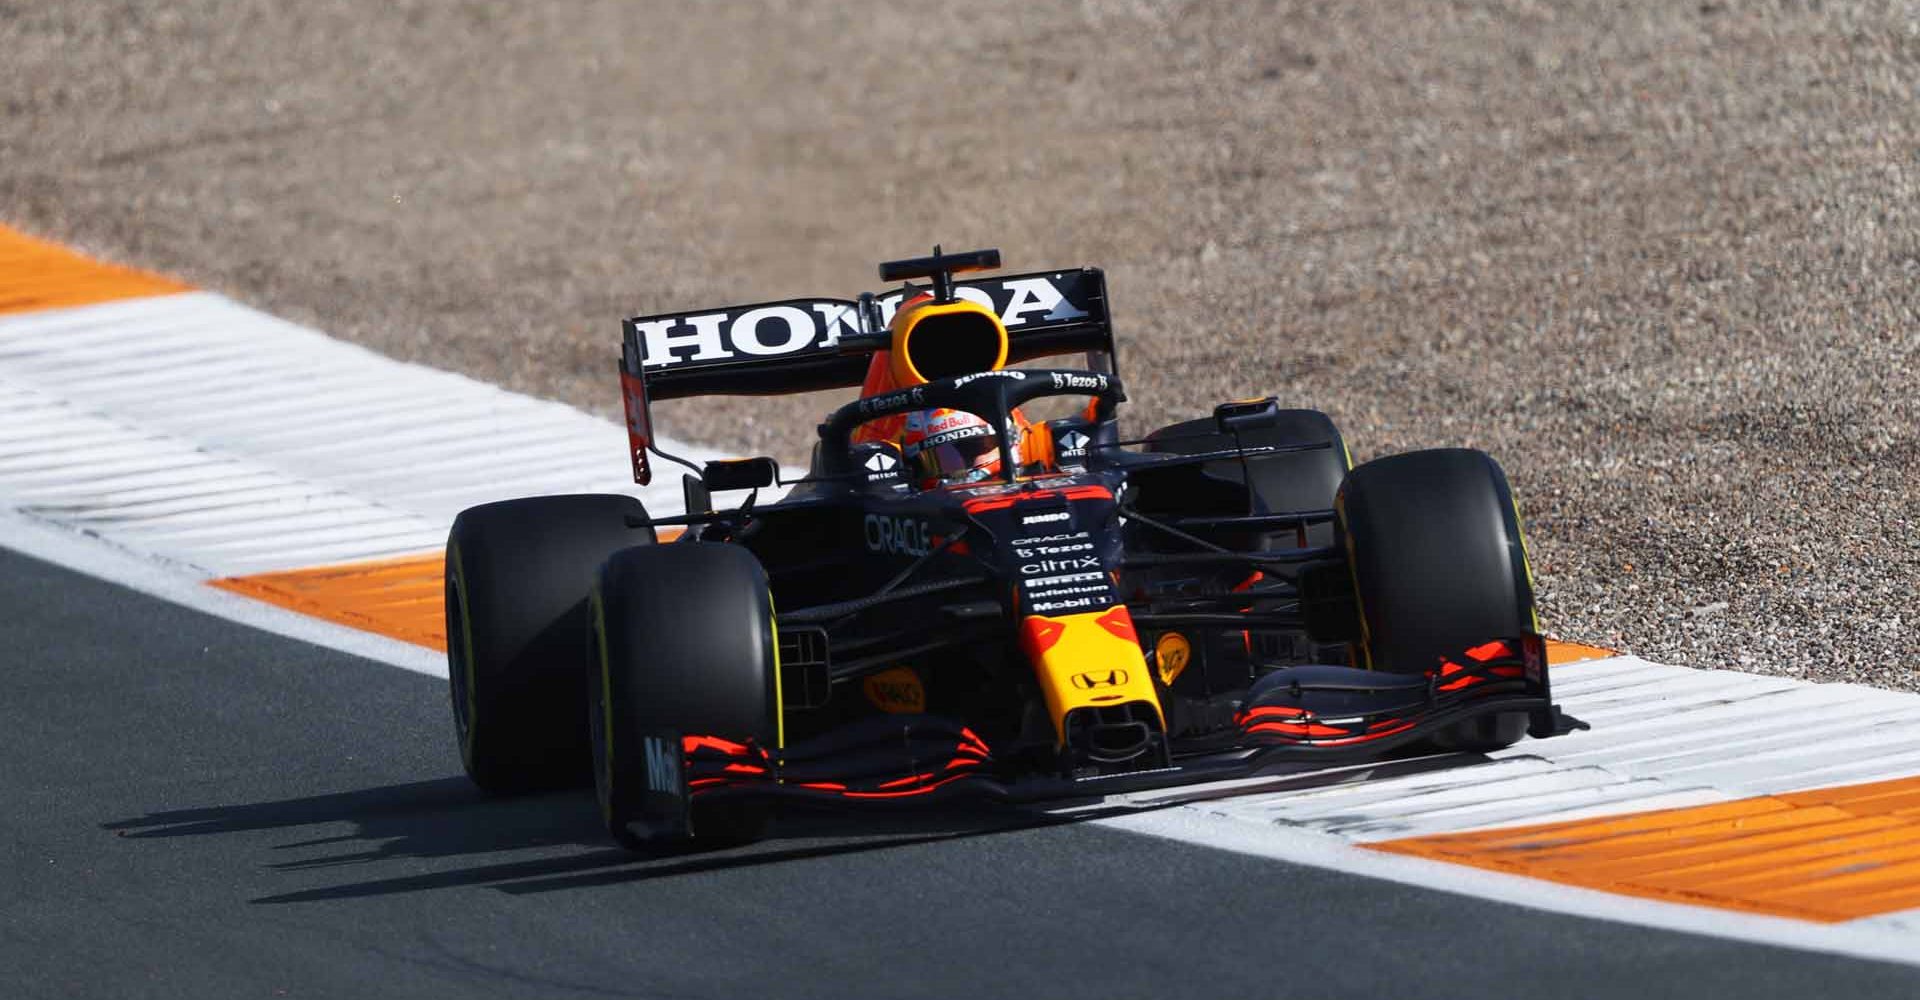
[[642, 735, 682, 793]]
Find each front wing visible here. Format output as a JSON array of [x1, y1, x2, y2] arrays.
[[640, 637, 1586, 838]]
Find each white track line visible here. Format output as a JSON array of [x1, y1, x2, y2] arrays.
[[0, 506, 445, 676], [0, 293, 721, 577]]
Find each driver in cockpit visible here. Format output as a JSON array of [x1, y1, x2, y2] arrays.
[[850, 290, 1052, 488]]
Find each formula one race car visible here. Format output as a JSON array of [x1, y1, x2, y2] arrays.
[[445, 247, 1581, 847]]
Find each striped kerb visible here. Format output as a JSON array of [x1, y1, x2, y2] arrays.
[[210, 553, 451, 648], [210, 535, 679, 651], [213, 550, 1613, 661], [1368, 774, 1920, 922], [0, 225, 191, 314]]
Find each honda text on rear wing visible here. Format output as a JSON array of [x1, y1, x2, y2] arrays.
[[618, 250, 1112, 484]]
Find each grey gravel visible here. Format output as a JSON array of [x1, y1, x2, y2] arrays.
[[3, 1, 1915, 687]]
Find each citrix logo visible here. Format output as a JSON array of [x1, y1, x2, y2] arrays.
[[1020, 555, 1100, 575]]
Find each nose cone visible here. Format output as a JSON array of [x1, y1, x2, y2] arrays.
[[1018, 606, 1163, 748]]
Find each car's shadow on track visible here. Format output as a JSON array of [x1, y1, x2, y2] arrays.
[[101, 750, 1494, 905], [99, 777, 1107, 905]]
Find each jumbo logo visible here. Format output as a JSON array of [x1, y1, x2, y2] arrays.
[[863, 667, 926, 714], [864, 514, 931, 556], [636, 275, 1092, 370], [1070, 669, 1129, 690]]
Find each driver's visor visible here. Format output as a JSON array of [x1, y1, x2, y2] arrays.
[[915, 434, 999, 485]]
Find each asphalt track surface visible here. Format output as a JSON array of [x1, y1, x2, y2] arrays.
[[5, 547, 1919, 999]]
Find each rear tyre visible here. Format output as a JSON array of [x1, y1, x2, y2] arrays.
[[1336, 449, 1538, 750], [446, 494, 653, 794], [591, 542, 778, 849], [1144, 409, 1350, 547]]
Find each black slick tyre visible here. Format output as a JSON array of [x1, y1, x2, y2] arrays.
[[1336, 448, 1538, 747], [445, 494, 654, 794], [1337, 448, 1536, 673], [590, 542, 778, 849]]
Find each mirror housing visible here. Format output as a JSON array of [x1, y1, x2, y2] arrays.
[[702, 457, 778, 492], [1213, 397, 1283, 435]]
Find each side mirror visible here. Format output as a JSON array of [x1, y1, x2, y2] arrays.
[[1214, 397, 1282, 435], [703, 457, 778, 492]]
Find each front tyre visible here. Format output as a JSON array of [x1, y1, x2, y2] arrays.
[[1337, 449, 1538, 748], [591, 542, 778, 849], [446, 494, 653, 793]]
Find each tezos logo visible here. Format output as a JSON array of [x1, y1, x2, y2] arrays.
[[1021, 510, 1071, 526], [860, 387, 926, 416], [1015, 540, 1094, 559], [1049, 372, 1108, 392], [864, 514, 931, 556]]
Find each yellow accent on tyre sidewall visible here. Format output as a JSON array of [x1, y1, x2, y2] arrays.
[[592, 585, 615, 825], [449, 544, 482, 763]]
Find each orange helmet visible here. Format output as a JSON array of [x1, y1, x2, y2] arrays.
[[900, 408, 1006, 488]]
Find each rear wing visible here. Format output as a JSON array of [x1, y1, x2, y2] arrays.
[[618, 267, 1113, 484]]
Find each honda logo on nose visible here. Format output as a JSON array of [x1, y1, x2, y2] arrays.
[[1070, 669, 1128, 690]]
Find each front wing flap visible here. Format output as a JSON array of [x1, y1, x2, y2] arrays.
[[659, 636, 1584, 812]]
